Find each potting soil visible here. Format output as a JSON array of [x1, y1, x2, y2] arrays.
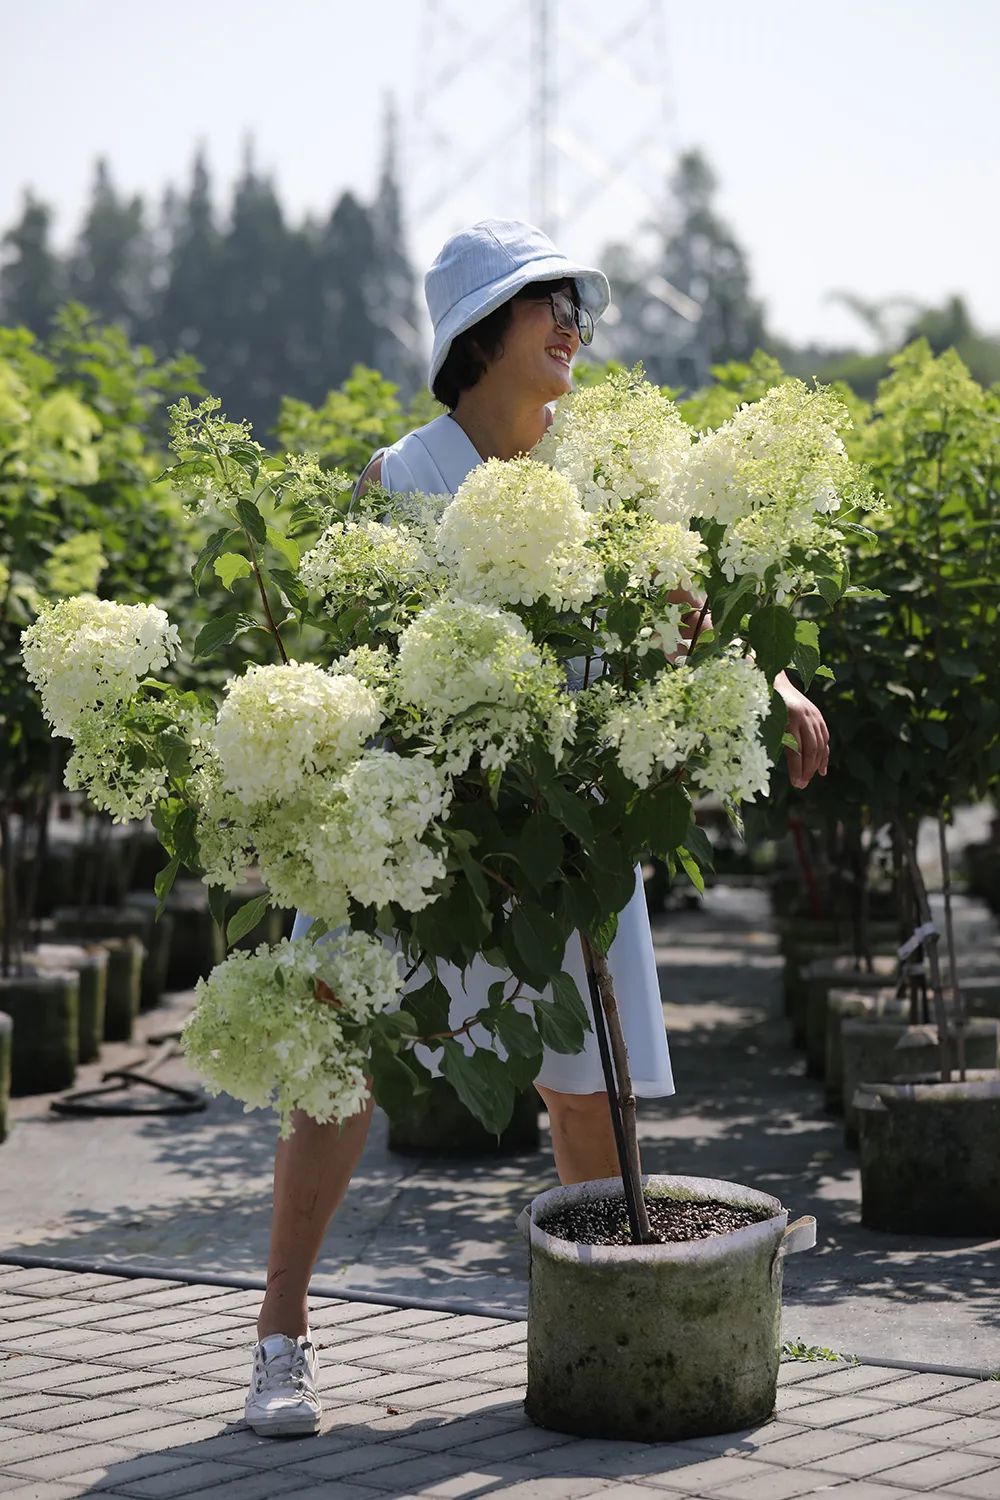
[[538, 1195, 773, 1246]]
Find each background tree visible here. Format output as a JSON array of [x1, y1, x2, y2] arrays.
[[66, 159, 154, 336], [0, 192, 66, 336], [597, 149, 767, 392]]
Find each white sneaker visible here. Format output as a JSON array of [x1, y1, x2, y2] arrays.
[[245, 1332, 321, 1437]]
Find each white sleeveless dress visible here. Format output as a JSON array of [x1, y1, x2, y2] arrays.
[[291, 413, 675, 1097]]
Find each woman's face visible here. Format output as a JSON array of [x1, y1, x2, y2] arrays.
[[485, 282, 582, 401]]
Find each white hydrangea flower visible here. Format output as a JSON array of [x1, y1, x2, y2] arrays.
[[251, 789, 352, 932], [596, 508, 706, 594], [182, 933, 402, 1137], [669, 380, 856, 527], [534, 366, 692, 521], [64, 709, 171, 824], [436, 456, 601, 610], [189, 753, 256, 889], [718, 508, 829, 600], [298, 517, 437, 617], [396, 598, 575, 773], [212, 661, 383, 804], [20, 594, 181, 736], [328, 643, 397, 705], [601, 653, 772, 806], [309, 750, 452, 912]]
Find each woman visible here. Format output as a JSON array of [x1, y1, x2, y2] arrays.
[[245, 219, 830, 1436]]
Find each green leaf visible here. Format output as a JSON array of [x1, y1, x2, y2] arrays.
[[510, 905, 565, 979], [550, 970, 591, 1037], [518, 814, 564, 889], [214, 553, 253, 591], [711, 576, 757, 638], [370, 1032, 426, 1118], [153, 855, 180, 918], [682, 823, 715, 873], [492, 1005, 544, 1058], [940, 656, 979, 679], [400, 976, 452, 1040], [265, 523, 300, 569], [226, 893, 270, 947], [748, 605, 797, 681], [270, 568, 308, 611], [761, 689, 789, 763], [192, 610, 261, 659], [676, 846, 705, 894], [532, 980, 588, 1055], [236, 497, 267, 544], [207, 884, 228, 934], [588, 910, 619, 955], [791, 619, 821, 690], [192, 526, 242, 591], [543, 782, 595, 848], [454, 845, 491, 913], [919, 720, 949, 749], [440, 1041, 516, 1136], [605, 598, 644, 646], [634, 781, 692, 857]]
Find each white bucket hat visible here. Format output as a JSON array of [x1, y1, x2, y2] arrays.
[[425, 218, 612, 393]]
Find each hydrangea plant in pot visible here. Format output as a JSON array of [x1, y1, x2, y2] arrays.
[[22, 367, 876, 1435]]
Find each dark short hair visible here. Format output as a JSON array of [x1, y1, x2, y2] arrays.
[[432, 277, 579, 410]]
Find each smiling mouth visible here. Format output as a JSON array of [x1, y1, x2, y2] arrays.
[[546, 346, 572, 367]]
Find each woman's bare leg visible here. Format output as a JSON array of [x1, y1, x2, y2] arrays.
[[257, 1092, 375, 1340], [534, 1084, 620, 1185]]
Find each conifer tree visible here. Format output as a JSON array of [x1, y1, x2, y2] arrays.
[[67, 158, 154, 333], [0, 191, 66, 333]]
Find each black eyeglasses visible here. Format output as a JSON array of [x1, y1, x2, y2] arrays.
[[522, 287, 594, 346]]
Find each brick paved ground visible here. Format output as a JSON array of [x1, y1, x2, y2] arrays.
[[1, 1265, 999, 1499]]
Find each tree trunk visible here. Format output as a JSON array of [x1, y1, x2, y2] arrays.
[[580, 933, 656, 1244], [894, 814, 951, 1081]]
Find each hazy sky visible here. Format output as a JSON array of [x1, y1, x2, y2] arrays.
[[4, 0, 998, 352]]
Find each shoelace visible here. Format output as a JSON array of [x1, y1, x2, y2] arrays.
[[255, 1340, 313, 1396]]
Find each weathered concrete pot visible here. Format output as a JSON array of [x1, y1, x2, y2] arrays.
[[102, 936, 145, 1041], [22, 943, 108, 1064], [138, 879, 224, 991], [841, 1017, 1000, 1147], [388, 1076, 540, 1156], [801, 958, 896, 1079], [856, 1071, 1000, 1235], [0, 1011, 11, 1142], [519, 1174, 816, 1442], [0, 972, 78, 1095], [786, 943, 895, 1044], [962, 974, 1000, 1022], [54, 905, 172, 1011], [825, 991, 906, 1113]]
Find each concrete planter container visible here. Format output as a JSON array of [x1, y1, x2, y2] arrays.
[[102, 936, 145, 1041], [825, 991, 905, 1113], [801, 959, 897, 1079], [130, 880, 224, 991], [841, 1017, 1000, 1146], [519, 1173, 815, 1443], [856, 1071, 1000, 1235], [0, 971, 78, 1095], [387, 1076, 539, 1156], [54, 905, 172, 1011], [785, 942, 895, 1045], [0, 1011, 11, 1141], [22, 943, 108, 1064]]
